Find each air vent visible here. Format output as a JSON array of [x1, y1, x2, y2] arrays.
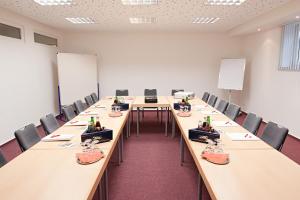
[[0, 23, 21, 39], [34, 33, 58, 46]]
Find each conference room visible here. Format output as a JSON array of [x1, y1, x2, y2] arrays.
[[1, 0, 300, 200]]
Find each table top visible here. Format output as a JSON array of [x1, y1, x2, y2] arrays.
[[168, 96, 300, 200], [0, 98, 131, 200], [132, 96, 170, 107]]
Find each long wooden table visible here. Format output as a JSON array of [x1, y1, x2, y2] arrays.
[[0, 97, 133, 200], [168, 96, 300, 200], [131, 96, 170, 136]]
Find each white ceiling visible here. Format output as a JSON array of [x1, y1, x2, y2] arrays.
[[0, 0, 292, 32]]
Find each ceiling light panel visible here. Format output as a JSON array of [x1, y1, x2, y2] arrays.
[[34, 0, 74, 6], [205, 0, 246, 6], [192, 17, 220, 24], [66, 17, 95, 24], [129, 17, 156, 24], [121, 0, 158, 5]]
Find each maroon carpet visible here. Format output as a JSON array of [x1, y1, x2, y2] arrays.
[[1, 111, 300, 200]]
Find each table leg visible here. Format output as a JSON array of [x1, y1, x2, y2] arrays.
[[165, 108, 168, 136], [118, 140, 121, 166], [98, 177, 103, 200], [121, 132, 124, 163], [172, 115, 175, 138], [180, 135, 184, 166], [126, 119, 129, 138], [198, 174, 203, 200], [161, 107, 163, 124], [105, 169, 109, 200], [137, 107, 140, 137], [128, 111, 131, 137]]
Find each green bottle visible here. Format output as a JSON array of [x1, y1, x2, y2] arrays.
[[206, 116, 211, 126]]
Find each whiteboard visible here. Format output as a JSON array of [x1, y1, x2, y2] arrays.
[[57, 53, 98, 106], [218, 59, 246, 90]]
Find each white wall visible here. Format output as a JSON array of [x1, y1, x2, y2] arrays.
[[0, 8, 62, 144], [61, 32, 242, 101], [241, 27, 300, 138]]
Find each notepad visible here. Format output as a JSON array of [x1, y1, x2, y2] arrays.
[[42, 134, 74, 142], [93, 105, 106, 109], [80, 110, 99, 116], [226, 132, 259, 141], [200, 110, 220, 115], [65, 120, 88, 126], [212, 121, 238, 127], [194, 105, 207, 110]]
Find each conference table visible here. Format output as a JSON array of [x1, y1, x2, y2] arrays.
[[131, 96, 170, 136], [0, 97, 133, 200], [167, 96, 300, 200], [0, 95, 300, 200]]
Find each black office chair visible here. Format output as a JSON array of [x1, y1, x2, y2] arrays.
[[14, 124, 41, 151], [171, 89, 184, 96], [74, 100, 85, 114], [242, 113, 262, 135], [207, 95, 218, 107], [40, 114, 60, 135], [62, 105, 77, 121], [202, 92, 210, 103], [116, 89, 129, 96], [85, 95, 94, 107], [143, 89, 159, 118], [0, 151, 7, 168], [91, 93, 98, 103], [260, 122, 288, 151], [224, 103, 241, 121], [215, 99, 229, 113]]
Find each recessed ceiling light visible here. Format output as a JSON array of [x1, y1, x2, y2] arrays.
[[34, 0, 74, 6], [129, 17, 156, 24], [121, 0, 158, 5], [65, 17, 96, 24], [257, 28, 261, 32], [205, 0, 246, 6], [192, 17, 220, 24], [296, 16, 300, 19]]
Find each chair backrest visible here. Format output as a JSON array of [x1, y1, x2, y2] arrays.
[[261, 122, 288, 150], [0, 151, 7, 168], [242, 113, 262, 135], [215, 99, 229, 113], [85, 95, 94, 107], [40, 113, 60, 135], [224, 103, 241, 121], [74, 100, 85, 114], [91, 93, 98, 103], [14, 124, 41, 151], [171, 89, 184, 96], [144, 89, 157, 96], [207, 95, 218, 107], [116, 89, 129, 96], [202, 92, 210, 103], [62, 105, 77, 121]]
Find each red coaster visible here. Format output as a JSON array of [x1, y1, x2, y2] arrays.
[[177, 112, 192, 117], [109, 112, 123, 117], [76, 150, 105, 165], [202, 152, 230, 165]]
